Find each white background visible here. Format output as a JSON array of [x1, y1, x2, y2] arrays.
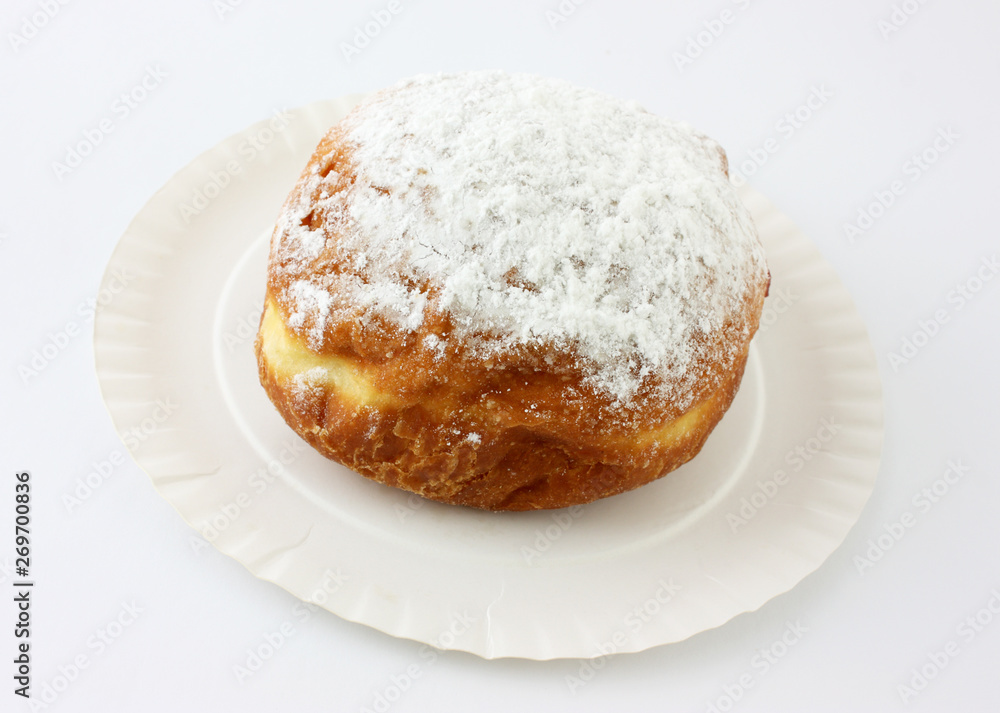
[[2, 0, 999, 711]]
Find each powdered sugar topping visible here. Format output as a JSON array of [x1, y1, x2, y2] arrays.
[[272, 71, 767, 407]]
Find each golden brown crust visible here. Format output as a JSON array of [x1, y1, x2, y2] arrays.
[[254, 291, 761, 510], [255, 81, 770, 511]]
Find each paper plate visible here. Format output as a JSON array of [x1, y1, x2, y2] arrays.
[[94, 97, 883, 660]]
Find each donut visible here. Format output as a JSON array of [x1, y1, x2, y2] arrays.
[[254, 71, 770, 511]]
